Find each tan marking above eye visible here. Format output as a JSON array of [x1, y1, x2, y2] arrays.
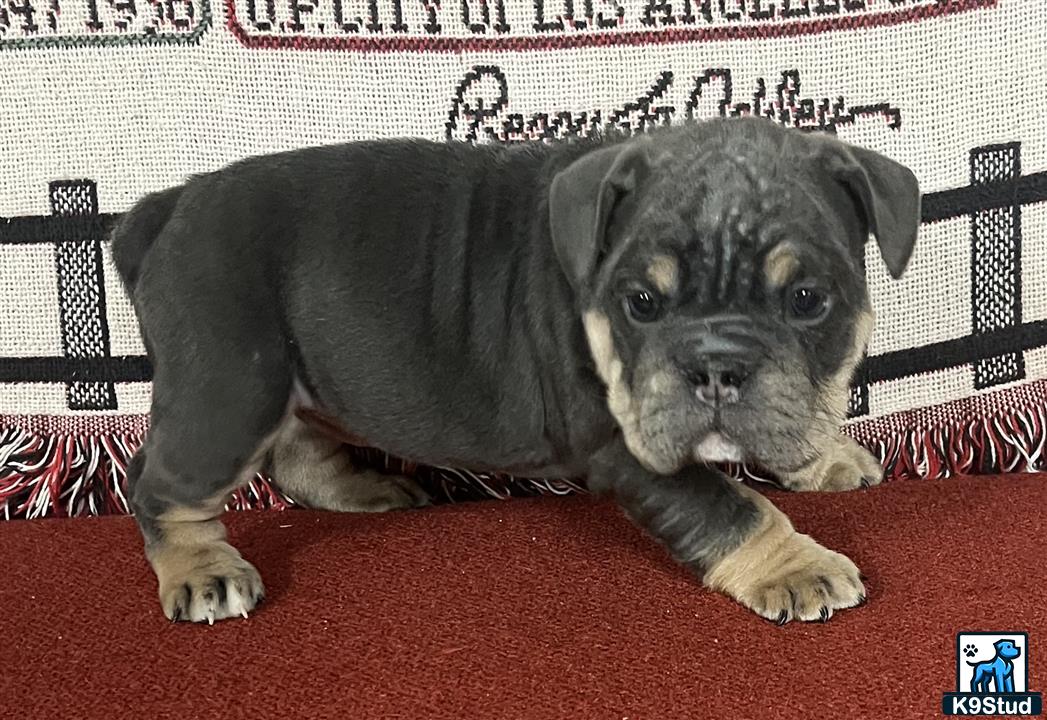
[[763, 242, 801, 290], [646, 254, 679, 295]]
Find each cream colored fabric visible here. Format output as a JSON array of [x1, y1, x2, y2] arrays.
[[0, 0, 1044, 434]]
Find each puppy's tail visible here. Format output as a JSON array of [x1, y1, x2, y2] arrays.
[[109, 185, 184, 292]]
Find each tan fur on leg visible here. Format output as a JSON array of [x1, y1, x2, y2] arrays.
[[148, 514, 264, 624], [270, 414, 429, 512], [142, 429, 282, 624], [778, 434, 884, 492], [704, 483, 865, 623]]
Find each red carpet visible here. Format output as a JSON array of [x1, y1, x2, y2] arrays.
[[2, 474, 1045, 719]]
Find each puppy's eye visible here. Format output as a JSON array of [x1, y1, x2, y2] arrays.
[[789, 286, 829, 321], [625, 290, 662, 323]]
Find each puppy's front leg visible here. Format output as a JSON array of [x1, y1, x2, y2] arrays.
[[589, 443, 866, 623], [777, 434, 884, 493]]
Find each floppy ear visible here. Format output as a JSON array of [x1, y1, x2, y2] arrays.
[[817, 137, 922, 280], [549, 140, 652, 290]]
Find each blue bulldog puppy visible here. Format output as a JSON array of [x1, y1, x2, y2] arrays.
[[111, 117, 920, 625]]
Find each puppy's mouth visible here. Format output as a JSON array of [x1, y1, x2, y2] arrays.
[[693, 431, 744, 464]]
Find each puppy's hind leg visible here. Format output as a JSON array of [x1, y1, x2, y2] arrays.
[[269, 413, 430, 513], [128, 354, 292, 624]]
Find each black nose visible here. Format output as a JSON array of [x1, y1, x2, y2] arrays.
[[681, 357, 750, 406]]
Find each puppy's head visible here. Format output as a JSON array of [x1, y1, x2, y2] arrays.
[[549, 117, 920, 476]]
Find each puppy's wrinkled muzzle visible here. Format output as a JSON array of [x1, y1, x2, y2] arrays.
[[672, 316, 762, 407], [689, 358, 748, 407]]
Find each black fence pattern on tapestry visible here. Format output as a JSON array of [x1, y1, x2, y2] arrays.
[[1, 142, 1046, 419]]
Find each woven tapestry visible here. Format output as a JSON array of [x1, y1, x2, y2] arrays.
[[1, 0, 1045, 518]]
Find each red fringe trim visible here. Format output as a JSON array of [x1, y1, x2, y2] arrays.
[[1, 403, 1043, 519], [858, 405, 1047, 479], [0, 426, 294, 519]]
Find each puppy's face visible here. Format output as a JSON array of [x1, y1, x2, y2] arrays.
[[550, 118, 920, 476], [995, 641, 1021, 660]]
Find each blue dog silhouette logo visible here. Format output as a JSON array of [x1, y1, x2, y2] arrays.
[[968, 639, 1022, 693], [943, 632, 1042, 716]]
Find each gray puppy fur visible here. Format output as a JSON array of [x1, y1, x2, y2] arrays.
[[111, 117, 920, 625]]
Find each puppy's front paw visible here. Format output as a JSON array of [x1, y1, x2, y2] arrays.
[[709, 532, 865, 624], [703, 492, 866, 624], [150, 541, 265, 624], [778, 435, 883, 492], [744, 534, 863, 623]]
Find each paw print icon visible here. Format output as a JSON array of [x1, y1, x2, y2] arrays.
[[963, 643, 979, 658]]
